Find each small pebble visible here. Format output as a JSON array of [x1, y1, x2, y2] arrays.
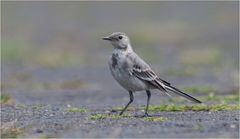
[[36, 129, 43, 133], [105, 110, 111, 113], [111, 109, 117, 113], [230, 124, 236, 128]]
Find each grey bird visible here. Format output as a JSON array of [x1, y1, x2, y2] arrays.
[[103, 32, 201, 116]]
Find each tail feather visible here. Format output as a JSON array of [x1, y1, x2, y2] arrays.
[[164, 85, 202, 103], [153, 80, 171, 97]]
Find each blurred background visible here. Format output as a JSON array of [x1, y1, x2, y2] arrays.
[[1, 1, 239, 106]]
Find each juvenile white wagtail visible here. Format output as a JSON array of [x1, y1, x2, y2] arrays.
[[102, 32, 201, 116]]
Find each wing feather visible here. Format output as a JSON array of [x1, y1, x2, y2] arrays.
[[131, 65, 169, 92], [127, 52, 201, 103], [132, 65, 170, 85]]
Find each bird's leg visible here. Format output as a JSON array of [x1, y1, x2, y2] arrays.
[[145, 90, 151, 117], [120, 91, 133, 115]]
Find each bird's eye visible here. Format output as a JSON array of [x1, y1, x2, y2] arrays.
[[118, 36, 123, 40]]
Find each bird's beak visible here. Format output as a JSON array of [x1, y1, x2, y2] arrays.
[[102, 36, 112, 41]]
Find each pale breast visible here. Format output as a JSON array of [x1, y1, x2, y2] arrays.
[[108, 52, 148, 91]]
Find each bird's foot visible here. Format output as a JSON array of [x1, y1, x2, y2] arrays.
[[144, 112, 151, 117], [119, 112, 123, 116], [134, 113, 151, 118]]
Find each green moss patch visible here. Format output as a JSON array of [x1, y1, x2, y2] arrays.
[[65, 107, 88, 113], [31, 104, 48, 109], [148, 104, 240, 112], [144, 117, 168, 122], [0, 94, 13, 105], [90, 114, 131, 120]]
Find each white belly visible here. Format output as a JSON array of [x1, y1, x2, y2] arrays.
[[109, 57, 148, 91], [112, 67, 148, 91]]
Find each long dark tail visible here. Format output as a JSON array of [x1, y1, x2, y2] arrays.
[[164, 85, 202, 103]]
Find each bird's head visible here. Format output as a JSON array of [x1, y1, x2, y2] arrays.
[[102, 32, 132, 50]]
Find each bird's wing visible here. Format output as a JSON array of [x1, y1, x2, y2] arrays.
[[131, 64, 170, 92], [127, 52, 170, 92], [128, 52, 201, 103]]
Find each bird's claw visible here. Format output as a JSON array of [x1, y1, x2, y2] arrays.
[[119, 112, 123, 115], [144, 113, 150, 117]]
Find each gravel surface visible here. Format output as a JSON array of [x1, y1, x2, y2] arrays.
[[1, 105, 239, 138], [1, 67, 239, 138]]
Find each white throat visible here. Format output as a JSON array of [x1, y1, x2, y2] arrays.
[[114, 44, 133, 53]]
